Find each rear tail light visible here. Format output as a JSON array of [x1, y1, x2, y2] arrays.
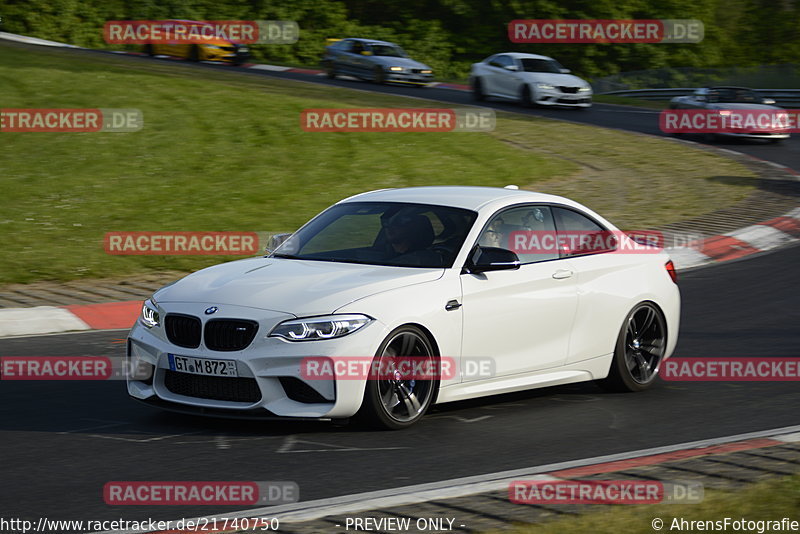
[[665, 260, 677, 284]]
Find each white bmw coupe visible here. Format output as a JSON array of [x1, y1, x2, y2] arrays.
[[470, 53, 592, 108], [128, 186, 679, 429]]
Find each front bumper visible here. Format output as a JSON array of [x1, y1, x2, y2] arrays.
[[384, 70, 434, 86], [127, 302, 384, 419], [534, 88, 592, 107], [204, 47, 250, 65], [717, 131, 790, 139]]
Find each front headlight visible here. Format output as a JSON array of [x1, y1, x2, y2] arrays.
[[269, 314, 372, 341], [205, 45, 223, 50], [238, 46, 249, 53], [420, 69, 432, 74], [579, 86, 592, 92], [140, 299, 160, 328], [388, 66, 404, 72], [536, 83, 555, 90]]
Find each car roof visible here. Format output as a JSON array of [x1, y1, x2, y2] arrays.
[[339, 186, 580, 212], [492, 52, 555, 61]]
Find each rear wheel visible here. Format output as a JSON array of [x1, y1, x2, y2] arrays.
[[598, 302, 666, 392], [358, 326, 438, 430]]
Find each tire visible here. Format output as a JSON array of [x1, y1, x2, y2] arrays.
[[598, 302, 666, 392], [189, 45, 200, 62], [472, 78, 485, 101], [373, 66, 385, 84], [325, 63, 337, 79], [520, 85, 534, 107], [358, 325, 438, 430], [144, 44, 155, 57]]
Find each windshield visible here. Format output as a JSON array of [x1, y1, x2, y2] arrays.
[[520, 58, 564, 73], [272, 202, 477, 268], [370, 44, 407, 57], [706, 88, 761, 103]]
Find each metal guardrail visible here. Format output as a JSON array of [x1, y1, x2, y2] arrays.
[[598, 88, 800, 107]]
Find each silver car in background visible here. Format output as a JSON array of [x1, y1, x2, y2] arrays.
[[321, 38, 433, 86], [669, 86, 789, 142]]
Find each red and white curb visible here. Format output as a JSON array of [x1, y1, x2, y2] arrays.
[[102, 424, 800, 533], [0, 301, 141, 337], [666, 206, 800, 269]]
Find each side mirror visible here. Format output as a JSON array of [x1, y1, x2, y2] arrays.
[[504, 64, 519, 72], [762, 98, 776, 105], [466, 246, 520, 274], [265, 233, 293, 254], [695, 95, 706, 102], [559, 68, 571, 74]]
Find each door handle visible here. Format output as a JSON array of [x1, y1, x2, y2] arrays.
[[552, 269, 574, 280], [445, 300, 462, 311]]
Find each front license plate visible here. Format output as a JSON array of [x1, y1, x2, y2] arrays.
[[168, 354, 238, 377]]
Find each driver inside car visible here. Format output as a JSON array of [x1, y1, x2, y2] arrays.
[[384, 213, 435, 258]]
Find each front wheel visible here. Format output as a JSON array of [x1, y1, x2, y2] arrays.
[[373, 66, 385, 84], [358, 326, 438, 430], [520, 85, 534, 107], [598, 302, 666, 392], [325, 63, 337, 79], [472, 78, 485, 101]]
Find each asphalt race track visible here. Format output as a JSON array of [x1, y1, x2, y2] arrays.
[[1, 44, 799, 526]]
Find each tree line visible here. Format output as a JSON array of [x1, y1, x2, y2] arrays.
[[1, 0, 798, 81]]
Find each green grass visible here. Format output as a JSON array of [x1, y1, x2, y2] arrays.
[[0, 42, 757, 284], [493, 475, 800, 534]]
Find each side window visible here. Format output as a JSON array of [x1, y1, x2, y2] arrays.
[[552, 207, 616, 257], [493, 55, 512, 69], [479, 206, 560, 264], [488, 55, 509, 68], [351, 41, 364, 54]]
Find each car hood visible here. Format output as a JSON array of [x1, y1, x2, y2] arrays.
[[153, 257, 444, 316], [517, 72, 588, 87], [372, 56, 431, 70]]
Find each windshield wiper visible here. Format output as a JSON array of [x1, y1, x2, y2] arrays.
[[271, 253, 301, 259]]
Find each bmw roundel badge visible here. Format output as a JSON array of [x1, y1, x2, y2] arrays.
[[205, 306, 218, 315]]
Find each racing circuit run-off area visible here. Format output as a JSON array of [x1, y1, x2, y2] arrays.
[[1, 1, 800, 533]]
